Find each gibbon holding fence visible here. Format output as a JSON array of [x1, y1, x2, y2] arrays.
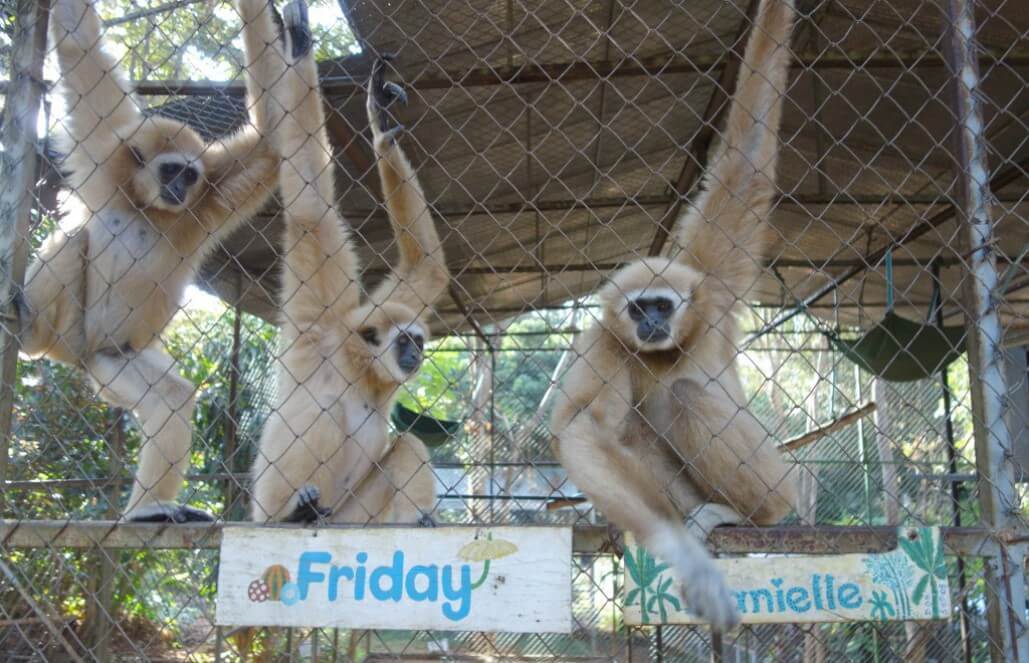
[[550, 0, 798, 630], [16, 0, 282, 522], [243, 0, 448, 524]]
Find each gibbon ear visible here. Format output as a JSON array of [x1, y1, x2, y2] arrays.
[[127, 145, 145, 166]]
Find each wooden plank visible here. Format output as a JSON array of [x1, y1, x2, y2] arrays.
[[624, 527, 951, 625], [214, 526, 572, 633], [779, 402, 877, 452], [0, 521, 1019, 557]]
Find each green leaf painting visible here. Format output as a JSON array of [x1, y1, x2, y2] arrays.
[[870, 590, 895, 622], [898, 528, 948, 618], [624, 546, 676, 624]]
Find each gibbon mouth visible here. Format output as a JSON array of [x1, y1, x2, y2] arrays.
[[160, 185, 188, 206], [397, 352, 422, 373], [637, 324, 670, 344]]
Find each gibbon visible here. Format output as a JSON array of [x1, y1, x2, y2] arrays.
[[15, 0, 283, 522], [247, 0, 448, 524], [550, 0, 797, 630]]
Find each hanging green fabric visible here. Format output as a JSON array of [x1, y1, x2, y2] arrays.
[[825, 252, 966, 382], [391, 403, 461, 447]]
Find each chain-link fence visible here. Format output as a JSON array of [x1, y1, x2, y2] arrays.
[[0, 0, 1026, 660]]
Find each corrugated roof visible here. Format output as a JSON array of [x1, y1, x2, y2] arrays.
[[164, 0, 1027, 337]]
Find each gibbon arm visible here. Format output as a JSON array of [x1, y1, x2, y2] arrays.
[[50, 0, 140, 192], [272, 2, 361, 328], [195, 130, 280, 239], [237, 0, 288, 135], [366, 67, 449, 314], [672, 0, 794, 307]]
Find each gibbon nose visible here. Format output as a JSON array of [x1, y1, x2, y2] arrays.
[[637, 318, 670, 343], [161, 178, 189, 205]]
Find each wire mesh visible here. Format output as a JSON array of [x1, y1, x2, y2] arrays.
[[0, 0, 1026, 660]]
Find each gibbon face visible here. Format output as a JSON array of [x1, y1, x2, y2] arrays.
[[347, 303, 429, 386], [122, 117, 206, 211], [600, 258, 704, 353]]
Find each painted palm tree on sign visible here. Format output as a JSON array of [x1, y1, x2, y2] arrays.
[[645, 575, 682, 622], [899, 528, 948, 618], [624, 546, 681, 624]]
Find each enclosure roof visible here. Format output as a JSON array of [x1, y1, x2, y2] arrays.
[[165, 0, 1027, 338]]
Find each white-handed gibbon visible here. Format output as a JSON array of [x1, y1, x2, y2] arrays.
[[15, 0, 283, 522], [550, 0, 797, 630], [247, 0, 448, 524]]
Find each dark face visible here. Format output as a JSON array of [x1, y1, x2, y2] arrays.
[[157, 160, 200, 206], [359, 326, 426, 377], [627, 296, 676, 344], [394, 330, 425, 374]]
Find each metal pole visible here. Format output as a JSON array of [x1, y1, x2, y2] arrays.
[[944, 0, 1028, 659], [224, 296, 243, 518], [0, 0, 49, 515], [934, 262, 973, 663]]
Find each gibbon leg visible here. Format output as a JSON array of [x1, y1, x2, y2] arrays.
[[556, 411, 739, 629], [624, 413, 746, 540], [670, 378, 798, 527], [332, 434, 435, 525], [85, 348, 209, 522]]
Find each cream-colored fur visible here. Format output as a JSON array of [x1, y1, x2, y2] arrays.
[[17, 0, 281, 522], [550, 0, 797, 630], [246, 0, 448, 524]]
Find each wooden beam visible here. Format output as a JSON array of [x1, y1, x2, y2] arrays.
[[6, 49, 1022, 97], [324, 103, 374, 174], [745, 155, 1029, 346], [0, 520, 1020, 557], [779, 402, 878, 452]]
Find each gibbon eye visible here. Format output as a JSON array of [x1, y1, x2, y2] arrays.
[[627, 301, 644, 320], [128, 146, 145, 166], [412, 334, 424, 351], [359, 327, 380, 345], [182, 165, 199, 185], [656, 298, 673, 314]]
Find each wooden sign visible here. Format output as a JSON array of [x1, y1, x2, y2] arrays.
[[216, 526, 572, 633], [623, 527, 950, 626]]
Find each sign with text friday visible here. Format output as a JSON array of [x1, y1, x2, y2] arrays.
[[623, 527, 950, 625], [216, 526, 572, 633]]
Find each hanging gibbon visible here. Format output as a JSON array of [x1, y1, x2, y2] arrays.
[[550, 0, 798, 630], [14, 0, 283, 522], [247, 0, 448, 524]]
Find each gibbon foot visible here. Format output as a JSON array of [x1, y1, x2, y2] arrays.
[[648, 526, 740, 630], [678, 555, 740, 631], [685, 502, 744, 543], [126, 502, 215, 524], [286, 484, 331, 523], [281, 0, 312, 60], [417, 513, 437, 528]]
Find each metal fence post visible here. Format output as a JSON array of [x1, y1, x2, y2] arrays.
[[944, 0, 1029, 660], [0, 0, 49, 515]]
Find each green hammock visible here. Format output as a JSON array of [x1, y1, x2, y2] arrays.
[[827, 311, 966, 382], [391, 403, 461, 448], [825, 254, 966, 382]]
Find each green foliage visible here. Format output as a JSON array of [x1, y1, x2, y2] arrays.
[[95, 0, 357, 83]]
